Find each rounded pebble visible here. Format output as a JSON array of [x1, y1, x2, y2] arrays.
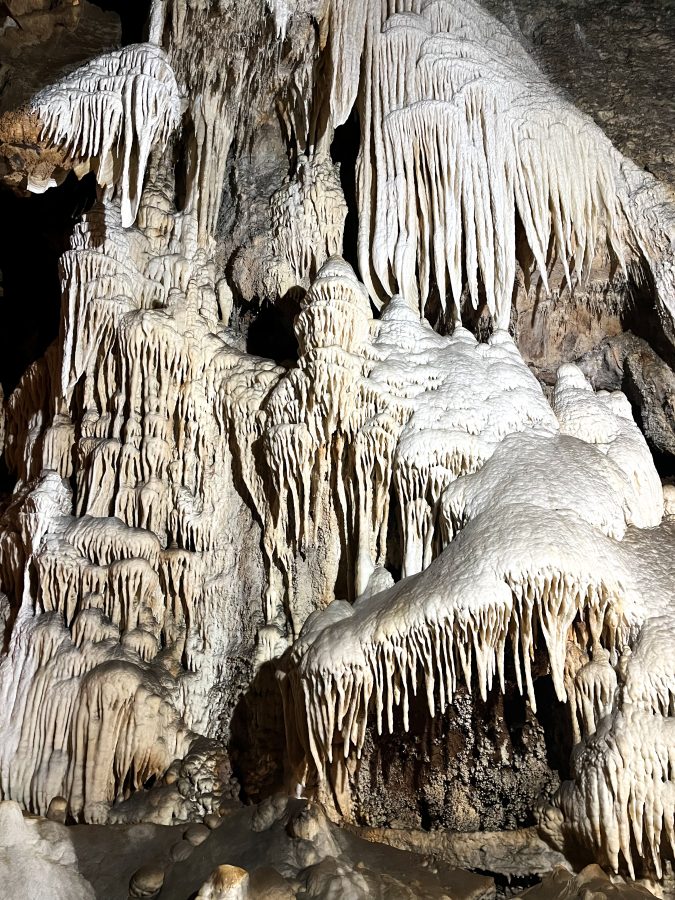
[[177, 777, 192, 797], [185, 823, 210, 846], [170, 840, 194, 862], [129, 863, 164, 898], [46, 796, 68, 824]]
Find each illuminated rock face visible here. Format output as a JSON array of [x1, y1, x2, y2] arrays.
[[0, 0, 674, 888], [29, 44, 181, 225]]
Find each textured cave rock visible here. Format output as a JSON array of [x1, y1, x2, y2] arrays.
[[483, 0, 675, 193], [579, 332, 675, 466], [0, 0, 674, 898], [345, 680, 566, 833]]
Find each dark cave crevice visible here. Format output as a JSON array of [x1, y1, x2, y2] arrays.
[[0, 174, 98, 497], [330, 108, 360, 277], [87, 0, 151, 44], [591, 263, 675, 478], [173, 117, 195, 215], [533, 673, 572, 782], [0, 173, 97, 398], [623, 265, 675, 369], [228, 659, 287, 805], [244, 298, 300, 365]]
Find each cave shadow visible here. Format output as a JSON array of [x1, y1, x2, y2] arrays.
[[87, 0, 152, 43], [0, 173, 97, 396], [357, 646, 572, 832], [0, 173, 98, 496], [330, 109, 360, 275], [245, 294, 300, 365], [228, 659, 288, 805]]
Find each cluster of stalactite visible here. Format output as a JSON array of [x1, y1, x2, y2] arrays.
[[278, 294, 674, 880], [254, 254, 559, 635], [0, 118, 283, 818]]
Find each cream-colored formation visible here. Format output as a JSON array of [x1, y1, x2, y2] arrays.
[[0, 0, 674, 887], [282, 335, 675, 874], [355, 0, 627, 323], [270, 153, 348, 287], [30, 44, 181, 226], [257, 256, 558, 628], [0, 800, 94, 899], [545, 610, 675, 880], [1, 78, 279, 819], [283, 428, 667, 768], [292, 0, 675, 335]]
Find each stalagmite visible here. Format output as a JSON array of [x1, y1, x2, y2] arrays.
[[0, 78, 282, 814], [0, 800, 95, 899], [271, 153, 348, 286], [256, 258, 559, 608], [548, 610, 675, 879]]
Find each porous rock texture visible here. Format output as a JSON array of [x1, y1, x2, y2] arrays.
[[0, 0, 674, 897]]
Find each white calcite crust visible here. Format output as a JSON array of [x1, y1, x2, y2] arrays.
[[0, 801, 95, 899], [283, 504, 672, 770], [31, 44, 181, 226], [550, 607, 675, 879], [280, 352, 671, 827]]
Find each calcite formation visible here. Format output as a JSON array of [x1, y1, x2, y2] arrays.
[[30, 44, 181, 224], [0, 0, 674, 894]]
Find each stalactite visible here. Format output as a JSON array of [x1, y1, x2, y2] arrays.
[[283, 504, 674, 782], [253, 258, 561, 615], [31, 45, 181, 227], [550, 608, 675, 879], [1, 0, 674, 880], [310, 0, 631, 324], [281, 361, 667, 807]]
